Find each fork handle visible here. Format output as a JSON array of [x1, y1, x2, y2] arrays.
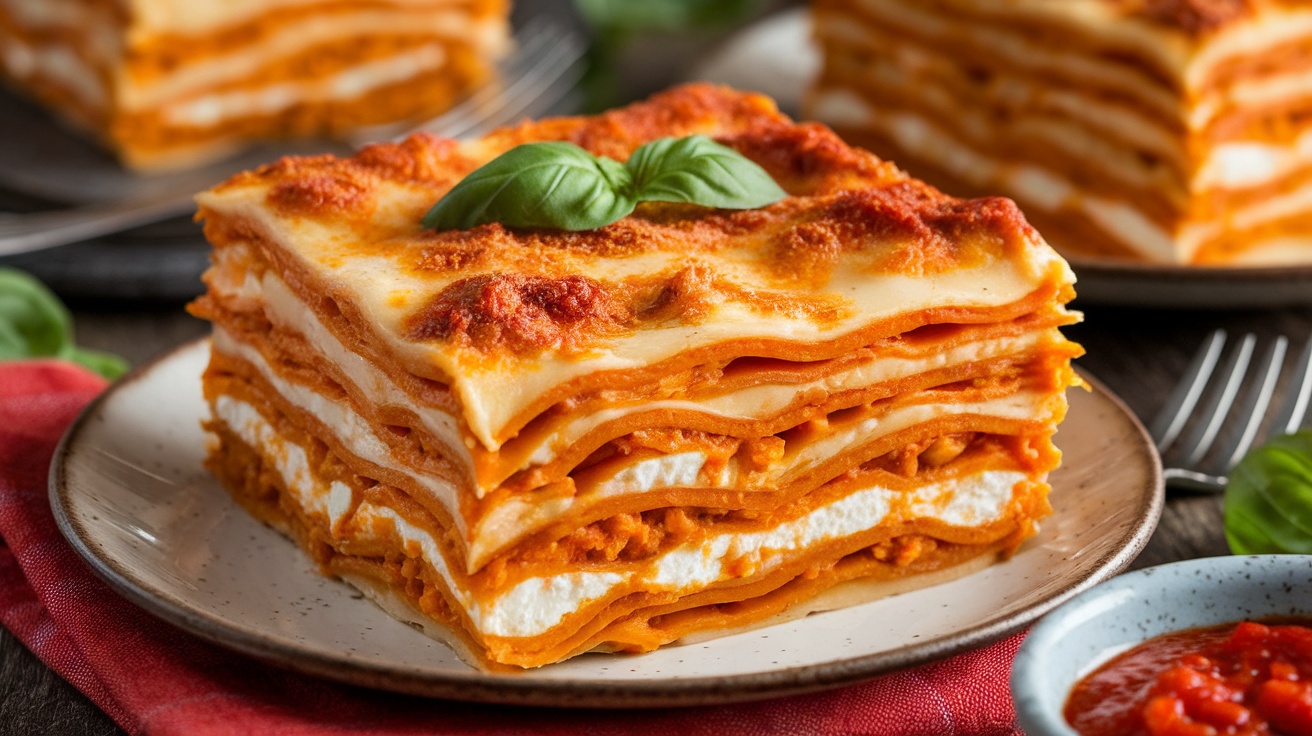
[[0, 194, 196, 256], [1163, 467, 1226, 493]]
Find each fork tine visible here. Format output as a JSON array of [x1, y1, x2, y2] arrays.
[[1178, 333, 1256, 466], [442, 33, 585, 136], [405, 21, 561, 137], [1150, 329, 1226, 452], [1215, 336, 1287, 473], [1271, 335, 1312, 435]]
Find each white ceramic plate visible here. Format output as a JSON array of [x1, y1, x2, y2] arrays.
[[50, 340, 1162, 707], [690, 9, 1312, 309]]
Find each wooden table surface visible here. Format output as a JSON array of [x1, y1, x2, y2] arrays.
[[0, 295, 1306, 733]]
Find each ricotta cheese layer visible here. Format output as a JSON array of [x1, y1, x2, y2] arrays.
[[219, 392, 1026, 639], [215, 325, 1054, 566]]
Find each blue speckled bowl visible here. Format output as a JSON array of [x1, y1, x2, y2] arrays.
[[1011, 554, 1312, 736]]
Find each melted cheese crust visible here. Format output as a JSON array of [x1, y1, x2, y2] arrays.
[[196, 84, 1075, 448]]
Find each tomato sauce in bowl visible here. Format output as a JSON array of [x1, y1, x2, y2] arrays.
[[1064, 620, 1312, 736]]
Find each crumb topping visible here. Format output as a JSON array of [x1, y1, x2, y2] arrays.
[[406, 274, 628, 355]]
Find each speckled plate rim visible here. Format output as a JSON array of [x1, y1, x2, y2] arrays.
[[1011, 554, 1312, 736], [49, 339, 1164, 708]]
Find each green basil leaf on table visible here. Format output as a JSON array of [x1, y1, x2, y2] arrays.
[[1224, 430, 1312, 554], [422, 142, 636, 232], [423, 136, 785, 233], [66, 346, 130, 380], [0, 267, 72, 360], [0, 267, 129, 380], [574, 0, 758, 35], [627, 135, 788, 209]]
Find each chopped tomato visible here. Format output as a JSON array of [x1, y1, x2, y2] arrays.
[[1065, 621, 1312, 736]]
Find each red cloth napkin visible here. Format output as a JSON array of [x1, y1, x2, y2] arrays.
[[0, 360, 1025, 736]]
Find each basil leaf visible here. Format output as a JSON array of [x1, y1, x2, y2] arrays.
[[423, 136, 786, 233], [67, 347, 129, 380], [574, 0, 758, 34], [1224, 430, 1312, 554], [627, 135, 787, 210], [422, 142, 636, 232], [0, 267, 129, 380], [0, 267, 72, 360]]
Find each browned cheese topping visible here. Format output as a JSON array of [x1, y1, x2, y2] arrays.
[[1122, 0, 1254, 34], [212, 85, 1042, 359]]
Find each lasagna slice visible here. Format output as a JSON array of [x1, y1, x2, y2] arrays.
[[0, 0, 508, 169], [190, 84, 1082, 669], [809, 0, 1312, 265]]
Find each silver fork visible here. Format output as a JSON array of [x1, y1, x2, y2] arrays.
[[0, 18, 585, 257], [1150, 329, 1312, 492]]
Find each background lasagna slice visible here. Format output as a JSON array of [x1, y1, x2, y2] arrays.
[[0, 0, 509, 169], [810, 0, 1312, 265]]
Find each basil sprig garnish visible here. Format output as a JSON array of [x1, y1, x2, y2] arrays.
[[422, 135, 786, 232], [1225, 430, 1312, 554]]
